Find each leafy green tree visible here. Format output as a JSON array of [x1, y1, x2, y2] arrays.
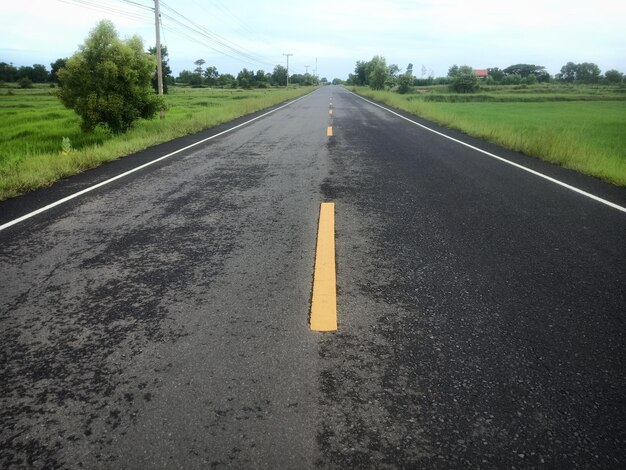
[[447, 64, 459, 78], [50, 58, 67, 83], [576, 62, 601, 84], [57, 20, 161, 133], [254, 69, 268, 87], [558, 62, 578, 82], [558, 61, 601, 84], [487, 67, 505, 82], [204, 66, 219, 86], [386, 63, 400, 87], [354, 60, 368, 85], [148, 45, 172, 93], [450, 65, 479, 93], [31, 64, 50, 82], [271, 64, 287, 86], [367, 55, 389, 90], [176, 69, 194, 84], [18, 77, 33, 89], [237, 68, 254, 88], [216, 73, 235, 88], [604, 69, 624, 84], [0, 62, 18, 82], [397, 63, 414, 94]]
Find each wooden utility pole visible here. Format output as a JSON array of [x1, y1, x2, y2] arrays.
[[154, 0, 164, 118]]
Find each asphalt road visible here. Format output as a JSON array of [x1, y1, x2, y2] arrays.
[[1, 86, 625, 468]]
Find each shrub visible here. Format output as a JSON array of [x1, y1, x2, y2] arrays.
[[18, 77, 33, 89], [450, 65, 479, 93], [397, 73, 413, 94], [57, 20, 162, 133]]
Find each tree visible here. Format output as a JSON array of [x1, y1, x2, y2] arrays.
[[194, 58, 205, 74], [604, 69, 624, 84], [216, 73, 235, 88], [367, 55, 389, 90], [18, 77, 33, 89], [57, 20, 161, 133], [237, 68, 254, 88], [558, 61, 602, 84], [254, 69, 268, 87], [503, 64, 550, 83], [50, 58, 67, 83], [204, 66, 219, 86], [487, 67, 505, 82], [447, 64, 459, 78], [397, 62, 414, 94], [576, 62, 601, 84], [559, 62, 578, 82], [450, 65, 479, 93], [354, 60, 368, 86], [176, 69, 194, 84], [31, 64, 50, 82], [148, 45, 172, 93], [271, 64, 287, 86], [0, 62, 18, 82]]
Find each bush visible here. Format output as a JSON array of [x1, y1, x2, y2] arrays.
[[18, 77, 33, 89], [450, 66, 479, 93], [57, 20, 161, 133], [397, 73, 413, 94]]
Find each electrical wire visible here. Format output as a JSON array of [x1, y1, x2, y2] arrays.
[[159, 1, 277, 69], [57, 0, 153, 23], [58, 0, 311, 75]]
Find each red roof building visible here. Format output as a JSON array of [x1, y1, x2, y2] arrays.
[[474, 69, 489, 79]]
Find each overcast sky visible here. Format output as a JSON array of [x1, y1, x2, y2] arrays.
[[1, 0, 624, 80]]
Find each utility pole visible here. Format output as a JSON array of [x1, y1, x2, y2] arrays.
[[283, 53, 292, 87], [154, 0, 164, 118]]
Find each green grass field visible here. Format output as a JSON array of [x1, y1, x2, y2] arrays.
[[353, 84, 626, 187], [0, 85, 314, 200]]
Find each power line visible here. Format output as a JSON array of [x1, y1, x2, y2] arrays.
[[159, 1, 276, 70], [58, 0, 153, 23], [58, 0, 302, 74]]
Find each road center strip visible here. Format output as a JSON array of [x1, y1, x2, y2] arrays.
[[310, 202, 337, 332]]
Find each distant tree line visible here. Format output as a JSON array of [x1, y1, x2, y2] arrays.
[[174, 60, 320, 89], [1, 50, 322, 92], [0, 59, 68, 88], [346, 56, 624, 94]]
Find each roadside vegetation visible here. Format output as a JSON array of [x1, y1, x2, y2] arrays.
[[0, 84, 314, 200], [347, 56, 626, 186], [0, 19, 320, 201]]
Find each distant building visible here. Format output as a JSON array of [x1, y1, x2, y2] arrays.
[[474, 69, 489, 79]]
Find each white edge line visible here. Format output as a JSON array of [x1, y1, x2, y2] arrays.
[[349, 90, 626, 214], [0, 92, 313, 232]]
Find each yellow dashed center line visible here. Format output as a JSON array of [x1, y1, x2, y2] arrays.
[[310, 202, 337, 332], [327, 126, 333, 137]]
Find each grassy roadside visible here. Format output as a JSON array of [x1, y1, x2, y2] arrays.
[[0, 85, 316, 200], [351, 85, 626, 187]]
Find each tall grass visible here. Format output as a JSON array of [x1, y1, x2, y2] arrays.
[[0, 85, 315, 200], [353, 86, 626, 187]]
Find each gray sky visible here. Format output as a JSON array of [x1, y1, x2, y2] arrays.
[[1, 0, 624, 80]]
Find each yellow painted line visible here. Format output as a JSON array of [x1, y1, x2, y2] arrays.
[[327, 126, 333, 137], [310, 203, 337, 332]]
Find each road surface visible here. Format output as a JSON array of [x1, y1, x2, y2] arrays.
[[1, 86, 625, 468]]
